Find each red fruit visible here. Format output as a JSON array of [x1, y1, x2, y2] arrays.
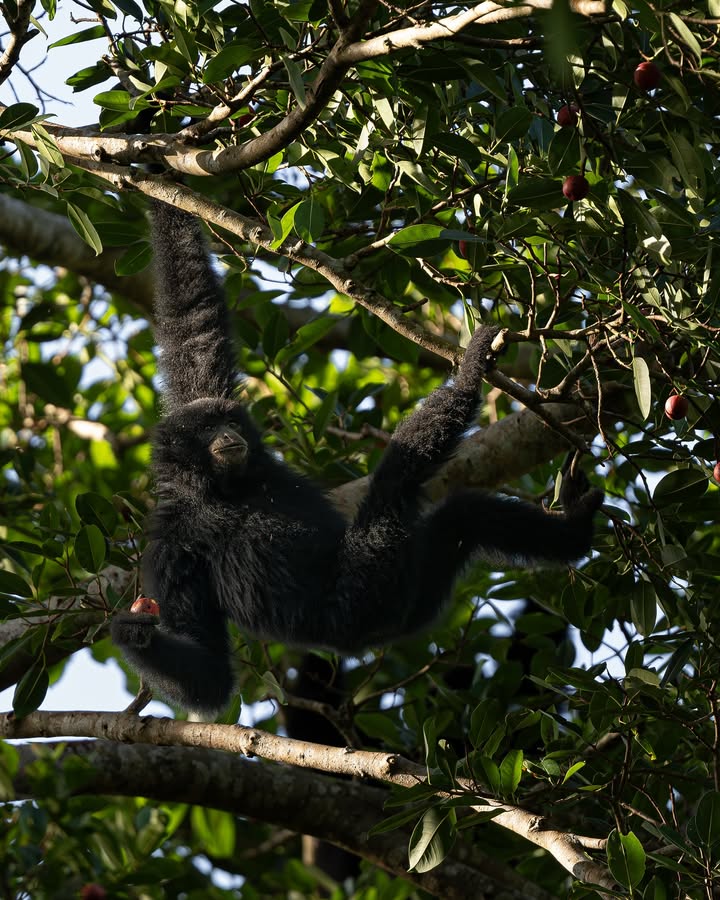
[[713, 463, 720, 482], [458, 240, 467, 258], [130, 596, 160, 616], [634, 61, 661, 91], [80, 886, 107, 900], [562, 175, 590, 202], [557, 105, 579, 127], [664, 394, 689, 420]]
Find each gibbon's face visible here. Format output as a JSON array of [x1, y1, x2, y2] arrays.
[[154, 398, 254, 476]]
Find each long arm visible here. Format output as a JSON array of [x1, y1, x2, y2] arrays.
[[359, 325, 500, 518], [110, 611, 235, 713], [150, 201, 238, 410], [112, 545, 236, 714]]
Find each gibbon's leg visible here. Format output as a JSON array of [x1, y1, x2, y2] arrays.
[[111, 554, 236, 714], [112, 611, 235, 713], [333, 473, 602, 647], [409, 481, 603, 625]]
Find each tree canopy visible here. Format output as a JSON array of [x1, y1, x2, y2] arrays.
[[1, 0, 720, 896]]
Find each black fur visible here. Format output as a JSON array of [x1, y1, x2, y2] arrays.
[[111, 202, 604, 714]]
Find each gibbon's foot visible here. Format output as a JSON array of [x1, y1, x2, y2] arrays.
[[124, 684, 154, 715]]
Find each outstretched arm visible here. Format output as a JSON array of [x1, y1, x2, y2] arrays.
[[150, 201, 238, 410], [361, 325, 501, 514]]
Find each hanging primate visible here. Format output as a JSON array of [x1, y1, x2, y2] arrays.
[[110, 201, 603, 714]]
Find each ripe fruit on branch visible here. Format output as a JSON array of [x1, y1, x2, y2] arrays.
[[562, 175, 589, 201], [557, 105, 579, 127], [714, 463, 720, 483], [664, 394, 688, 420], [80, 886, 107, 900], [634, 62, 661, 91], [130, 596, 160, 616]]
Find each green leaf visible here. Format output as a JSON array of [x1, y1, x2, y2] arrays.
[[31, 124, 64, 167], [114, 240, 152, 276], [66, 202, 103, 255], [632, 356, 652, 420], [507, 179, 566, 210], [0, 743, 19, 800], [689, 791, 720, 851], [284, 57, 306, 108], [74, 524, 107, 573], [0, 570, 32, 598], [190, 807, 236, 858], [407, 807, 455, 873], [260, 670, 286, 702], [607, 829, 646, 888], [665, 131, 705, 197], [0, 102, 39, 131], [388, 224, 447, 257], [311, 390, 338, 442], [75, 492, 118, 535], [668, 14, 702, 61], [93, 90, 150, 112], [494, 107, 533, 143], [13, 659, 49, 718], [21, 361, 75, 407], [203, 41, 263, 83], [630, 580, 657, 636], [292, 199, 325, 242], [113, 0, 143, 20], [653, 469, 708, 507], [499, 749, 523, 795], [562, 761, 586, 784], [616, 189, 662, 239], [261, 308, 289, 359], [48, 24, 105, 48], [276, 315, 338, 367]]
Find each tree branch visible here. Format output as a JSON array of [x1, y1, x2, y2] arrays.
[[95, 169, 459, 361], [340, 0, 607, 64], [1, 0, 606, 176], [0, 193, 153, 307], [13, 739, 555, 900], [2, 711, 618, 892], [0, 0, 39, 86]]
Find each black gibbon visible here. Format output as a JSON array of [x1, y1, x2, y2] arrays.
[[111, 202, 603, 713]]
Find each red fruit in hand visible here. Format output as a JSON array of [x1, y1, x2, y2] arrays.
[[562, 175, 590, 201], [557, 105, 579, 127], [634, 61, 661, 91], [664, 394, 688, 420], [130, 596, 160, 616], [713, 463, 720, 482]]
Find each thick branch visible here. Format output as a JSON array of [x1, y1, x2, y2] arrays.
[[341, 0, 606, 64], [2, 711, 617, 892], [1, 0, 606, 175], [0, 194, 153, 307], [12, 741, 553, 900], [99, 171, 458, 361]]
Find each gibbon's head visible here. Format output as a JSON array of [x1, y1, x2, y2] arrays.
[[153, 397, 261, 491]]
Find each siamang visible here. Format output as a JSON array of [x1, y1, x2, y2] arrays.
[[110, 201, 603, 714]]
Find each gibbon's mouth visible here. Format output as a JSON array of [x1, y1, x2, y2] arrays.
[[210, 428, 249, 465]]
